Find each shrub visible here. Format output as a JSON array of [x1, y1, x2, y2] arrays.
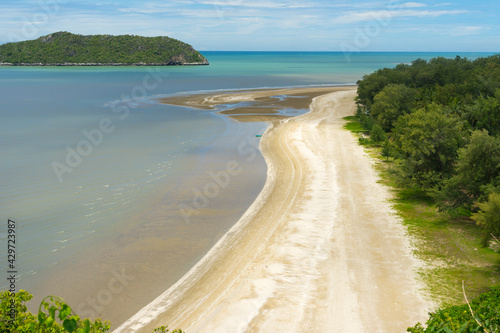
[[0, 290, 182, 333], [407, 286, 500, 332], [0, 290, 110, 332], [370, 124, 387, 143], [471, 192, 500, 246]]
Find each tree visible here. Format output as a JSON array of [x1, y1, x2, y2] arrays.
[[471, 192, 500, 246], [462, 92, 500, 137], [370, 84, 417, 131], [0, 32, 208, 65], [438, 130, 500, 210], [381, 139, 391, 160], [356, 72, 389, 108], [355, 104, 374, 131], [392, 104, 466, 190], [370, 124, 387, 143]]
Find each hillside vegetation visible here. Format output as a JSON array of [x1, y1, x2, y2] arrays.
[[0, 32, 208, 66]]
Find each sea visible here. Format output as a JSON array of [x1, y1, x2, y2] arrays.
[[0, 51, 496, 326]]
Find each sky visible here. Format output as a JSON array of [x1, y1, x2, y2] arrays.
[[1, 0, 499, 51]]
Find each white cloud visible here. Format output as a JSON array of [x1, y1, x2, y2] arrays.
[[403, 24, 486, 37], [399, 9, 469, 17], [116, 1, 311, 15], [1, 0, 498, 51], [333, 8, 469, 24], [332, 10, 391, 24], [449, 26, 484, 36], [187, 0, 311, 9], [399, 2, 428, 8]]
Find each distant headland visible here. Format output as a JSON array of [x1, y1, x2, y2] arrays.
[[0, 31, 209, 66]]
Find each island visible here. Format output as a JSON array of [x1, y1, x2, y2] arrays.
[[0, 31, 209, 66]]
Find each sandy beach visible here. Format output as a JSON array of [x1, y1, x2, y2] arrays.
[[115, 86, 431, 332]]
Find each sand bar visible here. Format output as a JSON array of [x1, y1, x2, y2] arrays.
[[115, 87, 431, 332]]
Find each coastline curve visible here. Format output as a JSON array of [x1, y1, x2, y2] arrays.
[[114, 87, 431, 332]]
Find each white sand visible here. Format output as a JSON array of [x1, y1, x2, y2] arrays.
[[114, 88, 431, 333]]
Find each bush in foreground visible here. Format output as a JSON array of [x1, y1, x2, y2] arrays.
[[408, 286, 500, 332], [472, 192, 500, 246], [0, 290, 183, 333], [0, 290, 110, 333]]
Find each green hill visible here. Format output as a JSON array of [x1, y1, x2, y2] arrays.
[[0, 31, 209, 66]]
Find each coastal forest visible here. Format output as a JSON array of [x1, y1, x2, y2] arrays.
[[357, 54, 500, 243], [355, 54, 500, 332], [0, 32, 208, 65]]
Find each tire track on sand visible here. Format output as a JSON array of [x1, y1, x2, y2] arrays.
[[114, 88, 431, 333]]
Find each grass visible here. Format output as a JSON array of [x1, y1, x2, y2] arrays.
[[343, 116, 367, 133], [342, 115, 500, 308], [393, 187, 500, 306], [343, 116, 386, 150]]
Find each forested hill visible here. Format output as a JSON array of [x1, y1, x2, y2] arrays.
[[0, 32, 209, 66]]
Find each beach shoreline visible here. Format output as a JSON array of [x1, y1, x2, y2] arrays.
[[115, 86, 432, 332], [27, 86, 346, 330]]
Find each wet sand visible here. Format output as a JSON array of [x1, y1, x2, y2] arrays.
[[157, 86, 346, 111], [115, 86, 431, 332]]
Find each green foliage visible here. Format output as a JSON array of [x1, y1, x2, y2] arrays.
[[0, 31, 208, 65], [407, 286, 500, 332], [462, 92, 500, 137], [152, 326, 185, 333], [1, 290, 37, 332], [370, 84, 417, 131], [356, 53, 500, 242], [1, 290, 183, 333], [356, 70, 389, 108], [355, 104, 374, 131], [358, 55, 500, 110], [392, 104, 466, 190], [343, 116, 365, 133], [346, 116, 500, 306], [471, 192, 500, 246], [355, 55, 500, 332], [438, 130, 500, 211], [350, 106, 389, 147], [381, 139, 392, 160], [360, 114, 374, 131], [357, 55, 500, 135], [0, 290, 110, 332], [370, 124, 387, 143]]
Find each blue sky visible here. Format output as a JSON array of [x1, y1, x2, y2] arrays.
[[1, 0, 499, 51]]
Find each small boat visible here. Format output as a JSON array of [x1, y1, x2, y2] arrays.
[[255, 135, 262, 137]]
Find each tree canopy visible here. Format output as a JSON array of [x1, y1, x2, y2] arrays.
[[392, 104, 466, 189], [355, 53, 500, 241], [0, 32, 208, 65]]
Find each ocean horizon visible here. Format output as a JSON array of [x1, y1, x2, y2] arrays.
[[0, 51, 497, 327]]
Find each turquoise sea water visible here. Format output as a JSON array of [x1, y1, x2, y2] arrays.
[[0, 51, 497, 325]]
